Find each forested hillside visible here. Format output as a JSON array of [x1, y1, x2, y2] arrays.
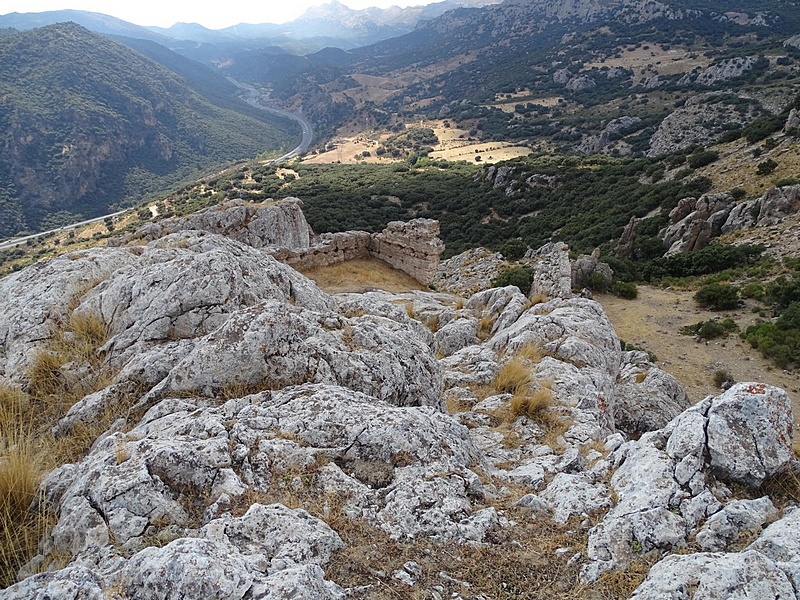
[[0, 23, 298, 237]]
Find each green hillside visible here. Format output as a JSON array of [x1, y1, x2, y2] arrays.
[[0, 23, 298, 237]]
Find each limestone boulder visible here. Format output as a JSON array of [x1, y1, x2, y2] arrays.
[[630, 550, 796, 600], [747, 507, 800, 590], [707, 383, 794, 488], [695, 497, 778, 552], [140, 299, 443, 410], [2, 566, 109, 600], [115, 197, 313, 249], [614, 351, 691, 436]]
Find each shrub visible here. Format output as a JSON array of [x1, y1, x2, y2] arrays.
[[587, 272, 612, 293], [492, 266, 533, 296], [730, 187, 746, 200], [612, 281, 638, 299], [713, 370, 734, 389], [688, 150, 719, 169], [499, 238, 528, 260], [694, 283, 739, 310], [740, 282, 765, 300], [756, 159, 778, 176]]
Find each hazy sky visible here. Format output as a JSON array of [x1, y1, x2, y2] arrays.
[[1, 0, 437, 28]]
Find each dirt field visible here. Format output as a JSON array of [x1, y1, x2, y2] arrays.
[[303, 134, 391, 165], [303, 120, 531, 165], [488, 95, 564, 113], [599, 286, 800, 438], [423, 119, 531, 163], [585, 42, 711, 84]]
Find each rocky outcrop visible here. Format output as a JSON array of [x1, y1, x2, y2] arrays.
[[526, 241, 572, 299], [695, 56, 757, 86], [432, 248, 506, 296], [613, 350, 691, 436], [115, 198, 313, 250], [722, 184, 800, 233], [582, 383, 796, 583], [648, 93, 761, 157], [565, 75, 596, 92], [571, 248, 614, 289], [660, 193, 736, 255], [579, 116, 642, 154], [3, 227, 798, 598], [614, 215, 642, 259]]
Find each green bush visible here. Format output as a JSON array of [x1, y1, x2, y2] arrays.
[[587, 272, 612, 293], [499, 238, 528, 260], [757, 159, 778, 176], [612, 281, 638, 299], [682, 318, 738, 339], [688, 151, 719, 169], [492, 266, 533, 296], [744, 309, 800, 369], [694, 283, 740, 310], [740, 282, 765, 300]]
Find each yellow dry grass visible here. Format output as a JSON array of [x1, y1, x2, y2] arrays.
[[298, 258, 427, 294], [477, 315, 495, 341], [495, 359, 532, 395]]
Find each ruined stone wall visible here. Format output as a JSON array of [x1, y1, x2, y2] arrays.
[[369, 219, 445, 285], [272, 231, 372, 271], [268, 218, 445, 285]]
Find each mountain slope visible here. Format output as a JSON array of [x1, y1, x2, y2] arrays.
[[0, 23, 298, 237]]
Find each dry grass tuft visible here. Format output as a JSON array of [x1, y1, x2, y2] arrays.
[[495, 359, 532, 395], [477, 315, 495, 340], [454, 297, 465, 310], [404, 302, 416, 319], [515, 342, 543, 363], [427, 313, 440, 333], [25, 350, 64, 399], [762, 467, 800, 507], [0, 384, 55, 586], [510, 388, 553, 420], [529, 293, 549, 306]]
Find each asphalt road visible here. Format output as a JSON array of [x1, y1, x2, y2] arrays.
[[228, 78, 314, 162], [0, 210, 127, 251], [0, 84, 313, 249]]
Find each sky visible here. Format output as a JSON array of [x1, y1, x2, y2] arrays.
[[0, 0, 437, 29]]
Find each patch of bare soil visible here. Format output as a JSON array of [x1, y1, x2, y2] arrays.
[[585, 42, 710, 84], [298, 257, 427, 294], [598, 287, 800, 439]]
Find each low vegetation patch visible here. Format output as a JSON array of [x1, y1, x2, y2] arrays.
[[694, 282, 740, 311], [681, 318, 739, 340]]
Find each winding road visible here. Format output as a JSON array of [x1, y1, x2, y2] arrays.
[[0, 84, 314, 249], [229, 78, 314, 162]]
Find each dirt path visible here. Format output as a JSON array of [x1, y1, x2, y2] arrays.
[[599, 286, 800, 439]]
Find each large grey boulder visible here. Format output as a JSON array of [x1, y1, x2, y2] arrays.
[[0, 231, 333, 381], [630, 550, 797, 600], [707, 383, 795, 488], [695, 497, 777, 552], [3, 566, 108, 600], [747, 507, 800, 590], [118, 538, 254, 600], [115, 197, 313, 249], [614, 351, 691, 436], [140, 299, 443, 409]]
